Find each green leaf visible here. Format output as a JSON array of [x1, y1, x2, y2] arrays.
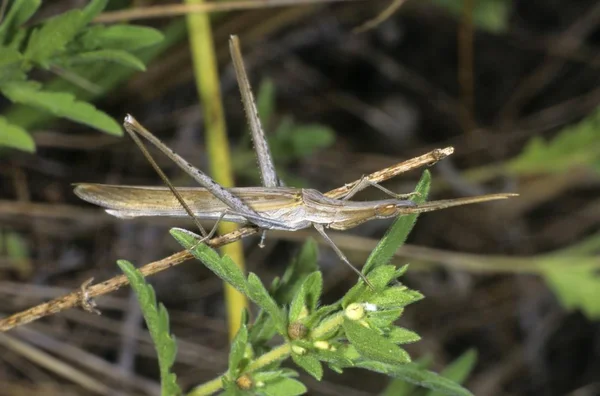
[[3, 20, 186, 132], [253, 368, 299, 383], [251, 240, 319, 346], [3, 230, 32, 277], [366, 265, 398, 290], [291, 353, 323, 380], [287, 124, 335, 157], [24, 9, 85, 67], [380, 356, 434, 396], [342, 265, 402, 308], [272, 239, 319, 304], [432, 0, 508, 33], [387, 327, 421, 345], [312, 348, 354, 368], [362, 170, 431, 275], [359, 361, 473, 396], [0, 116, 34, 152], [246, 273, 287, 336], [426, 350, 477, 396], [0, 0, 41, 44], [257, 78, 275, 128], [260, 377, 307, 396], [1, 81, 121, 135], [61, 50, 146, 71], [369, 287, 424, 310], [508, 107, 600, 175], [117, 260, 182, 396], [0, 46, 23, 68], [80, 0, 109, 25], [367, 308, 404, 328], [289, 271, 322, 323], [343, 318, 411, 365], [79, 25, 165, 51], [228, 324, 249, 377], [170, 229, 249, 295], [542, 261, 600, 319]]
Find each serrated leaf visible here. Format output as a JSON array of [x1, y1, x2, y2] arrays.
[[170, 228, 249, 295], [542, 261, 600, 319], [3, 20, 187, 132], [62, 50, 146, 71], [342, 282, 369, 308], [343, 318, 410, 365], [342, 266, 399, 308], [387, 327, 421, 345], [426, 350, 477, 396], [508, 108, 600, 175], [260, 377, 307, 396], [367, 308, 404, 328], [291, 353, 323, 380], [117, 260, 182, 396], [0, 116, 34, 152], [1, 81, 121, 135], [289, 271, 322, 323], [369, 287, 424, 309], [0, 0, 41, 44], [359, 361, 473, 396], [362, 170, 431, 275], [367, 265, 398, 290], [246, 273, 287, 336], [228, 324, 249, 377], [24, 9, 85, 67], [79, 24, 165, 51]]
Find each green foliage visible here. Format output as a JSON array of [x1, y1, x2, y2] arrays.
[[379, 350, 477, 396], [426, 349, 477, 396], [233, 79, 335, 186], [169, 173, 472, 396], [0, 0, 164, 152], [362, 170, 431, 275], [542, 260, 600, 319], [0, 115, 33, 151], [116, 260, 182, 396], [432, 0, 509, 33], [1, 229, 32, 278], [508, 107, 600, 175], [2, 81, 121, 135], [359, 361, 473, 396]]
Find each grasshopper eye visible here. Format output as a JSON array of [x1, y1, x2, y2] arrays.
[[375, 204, 398, 218]]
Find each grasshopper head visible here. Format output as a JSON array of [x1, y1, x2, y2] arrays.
[[374, 200, 417, 219]]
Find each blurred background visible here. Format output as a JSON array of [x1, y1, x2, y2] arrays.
[[1, 0, 600, 394]]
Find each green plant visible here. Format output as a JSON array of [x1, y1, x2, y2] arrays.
[[119, 171, 475, 396], [233, 79, 335, 187], [0, 0, 164, 152], [432, 0, 510, 33]]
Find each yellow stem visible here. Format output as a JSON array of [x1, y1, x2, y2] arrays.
[[185, 0, 248, 340]]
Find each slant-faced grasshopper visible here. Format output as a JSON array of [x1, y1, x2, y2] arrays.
[[74, 36, 516, 283]]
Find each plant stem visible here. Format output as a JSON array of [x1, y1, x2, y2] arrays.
[[184, 0, 249, 340], [188, 344, 291, 396], [311, 312, 344, 339]]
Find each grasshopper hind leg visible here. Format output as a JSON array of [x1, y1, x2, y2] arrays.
[[313, 224, 373, 288]]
